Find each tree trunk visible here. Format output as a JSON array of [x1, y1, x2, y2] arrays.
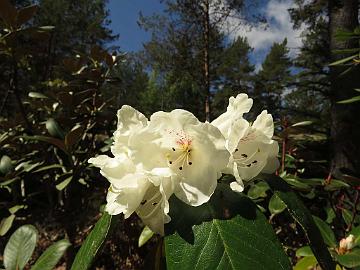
[[329, 0, 360, 177], [203, 0, 211, 121]]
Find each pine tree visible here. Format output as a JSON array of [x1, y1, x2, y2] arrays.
[[254, 39, 292, 118]]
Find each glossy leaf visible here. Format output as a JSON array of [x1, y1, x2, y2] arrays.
[[337, 95, 360, 104], [0, 0, 17, 28], [165, 183, 291, 270], [336, 248, 360, 268], [28, 92, 49, 99], [262, 174, 336, 270], [269, 194, 286, 215], [294, 256, 317, 270], [55, 176, 72, 191], [71, 213, 112, 270], [313, 216, 337, 248], [4, 225, 38, 270], [46, 118, 65, 139], [247, 181, 270, 199], [31, 239, 71, 270], [17, 5, 38, 26], [0, 155, 13, 175], [23, 135, 68, 154], [138, 226, 154, 247], [65, 125, 85, 150], [0, 214, 15, 236], [350, 226, 360, 246], [296, 246, 314, 257]]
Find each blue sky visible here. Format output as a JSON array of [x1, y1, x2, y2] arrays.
[[107, 0, 303, 69], [107, 0, 164, 52]]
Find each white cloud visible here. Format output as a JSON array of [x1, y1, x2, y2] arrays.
[[218, 0, 305, 58]]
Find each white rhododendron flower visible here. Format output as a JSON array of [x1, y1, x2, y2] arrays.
[[89, 95, 278, 234], [212, 94, 279, 192], [89, 153, 174, 235], [338, 234, 356, 254], [111, 105, 148, 156], [128, 109, 230, 206]]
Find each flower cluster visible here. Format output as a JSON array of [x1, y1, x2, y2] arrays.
[[89, 93, 279, 234]]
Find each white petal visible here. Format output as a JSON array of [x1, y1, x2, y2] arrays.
[[106, 173, 151, 218], [252, 110, 274, 140], [262, 141, 280, 173], [212, 93, 253, 136], [136, 178, 174, 235], [89, 154, 136, 187], [226, 118, 249, 152], [112, 105, 148, 155], [230, 181, 244, 193]]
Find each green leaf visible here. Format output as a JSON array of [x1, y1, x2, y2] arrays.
[[65, 125, 85, 150], [324, 179, 350, 191], [4, 225, 38, 270], [9, 205, 25, 215], [294, 256, 317, 270], [342, 209, 353, 226], [31, 239, 71, 270], [329, 54, 357, 66], [0, 0, 17, 28], [55, 176, 72, 190], [247, 181, 270, 199], [269, 194, 286, 215], [22, 135, 68, 154], [291, 121, 313, 127], [296, 246, 314, 257], [337, 248, 360, 268], [71, 213, 112, 270], [32, 164, 64, 173], [138, 226, 154, 247], [17, 5, 38, 26], [0, 214, 15, 236], [165, 183, 291, 270], [46, 118, 65, 139], [0, 155, 13, 175], [312, 216, 337, 248], [337, 95, 360, 104], [350, 226, 360, 246], [28, 92, 49, 99], [262, 174, 336, 270]]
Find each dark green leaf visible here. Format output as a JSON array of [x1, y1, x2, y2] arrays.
[[22, 135, 67, 154], [17, 5, 38, 26], [4, 225, 38, 270], [65, 125, 85, 150], [0, 155, 13, 175], [0, 0, 17, 28], [31, 239, 71, 270], [46, 118, 65, 139], [28, 92, 49, 99], [350, 226, 360, 246], [71, 213, 112, 270], [342, 209, 353, 226], [165, 183, 291, 270], [336, 248, 360, 268], [262, 174, 336, 270], [312, 216, 337, 248]]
